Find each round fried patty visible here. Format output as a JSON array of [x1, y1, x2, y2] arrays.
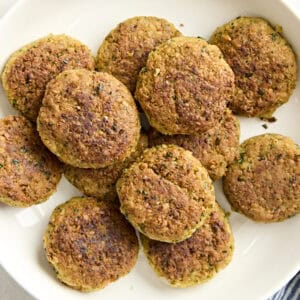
[[96, 16, 181, 92], [116, 144, 216, 243], [135, 36, 235, 135], [64, 133, 148, 200], [141, 204, 234, 287], [223, 134, 300, 222], [37, 69, 140, 168], [43, 197, 139, 291], [1, 34, 95, 122], [210, 17, 297, 117], [148, 109, 240, 180], [0, 115, 62, 207]]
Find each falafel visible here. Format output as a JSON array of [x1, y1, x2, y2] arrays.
[[135, 36, 235, 135], [64, 133, 148, 200], [37, 69, 140, 168], [0, 115, 62, 207], [141, 204, 234, 287], [116, 144, 216, 243], [1, 34, 95, 122], [148, 109, 240, 180], [210, 17, 297, 117], [96, 16, 181, 92], [43, 197, 139, 291], [223, 133, 300, 222]]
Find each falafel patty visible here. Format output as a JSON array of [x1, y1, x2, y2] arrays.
[[1, 34, 95, 122], [223, 134, 300, 222], [141, 204, 234, 287], [96, 16, 181, 93], [37, 69, 140, 168], [148, 109, 240, 180], [0, 115, 62, 207], [64, 133, 148, 200], [210, 17, 297, 117], [135, 36, 235, 135], [116, 144, 216, 243], [43, 197, 139, 291]]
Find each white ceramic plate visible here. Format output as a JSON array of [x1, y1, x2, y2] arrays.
[[0, 0, 299, 299]]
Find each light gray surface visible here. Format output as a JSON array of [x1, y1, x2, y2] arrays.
[[0, 1, 299, 300], [0, 266, 33, 300]]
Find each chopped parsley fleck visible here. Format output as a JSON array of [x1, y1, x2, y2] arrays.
[[137, 189, 148, 195], [0, 163, 3, 168], [20, 146, 29, 153], [12, 159, 19, 165], [165, 152, 173, 158], [262, 124, 268, 129], [271, 32, 277, 41], [215, 137, 221, 146], [95, 83, 103, 94], [112, 123, 118, 131], [238, 152, 245, 164], [258, 88, 265, 96]]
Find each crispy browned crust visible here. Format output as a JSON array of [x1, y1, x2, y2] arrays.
[[210, 17, 297, 117], [141, 204, 234, 287], [135, 36, 234, 135], [43, 197, 139, 291], [0, 115, 62, 207], [116, 144, 215, 243], [64, 133, 148, 199], [148, 109, 240, 180], [37, 69, 141, 168], [96, 16, 181, 92], [223, 134, 300, 222], [1, 34, 95, 122]]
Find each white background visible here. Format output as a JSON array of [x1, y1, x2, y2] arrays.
[[0, 1, 299, 300]]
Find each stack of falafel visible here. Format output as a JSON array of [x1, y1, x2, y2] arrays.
[[0, 15, 299, 292]]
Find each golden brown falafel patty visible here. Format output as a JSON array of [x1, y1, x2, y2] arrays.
[[148, 109, 240, 180], [37, 69, 140, 168], [64, 133, 148, 200], [117, 144, 216, 243], [1, 34, 95, 122], [223, 134, 300, 222], [210, 17, 297, 117], [0, 115, 62, 207], [135, 36, 235, 135], [141, 204, 234, 287], [43, 197, 139, 291], [96, 16, 181, 92]]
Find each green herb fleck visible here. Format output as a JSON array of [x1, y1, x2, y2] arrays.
[[0, 163, 3, 168], [197, 36, 204, 40], [112, 123, 118, 131], [258, 88, 265, 96], [20, 146, 29, 153], [42, 170, 52, 180], [262, 124, 268, 129], [95, 83, 103, 94], [12, 159, 19, 165], [165, 152, 173, 158], [271, 32, 277, 41], [215, 137, 221, 146], [238, 152, 245, 164], [137, 189, 148, 196]]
